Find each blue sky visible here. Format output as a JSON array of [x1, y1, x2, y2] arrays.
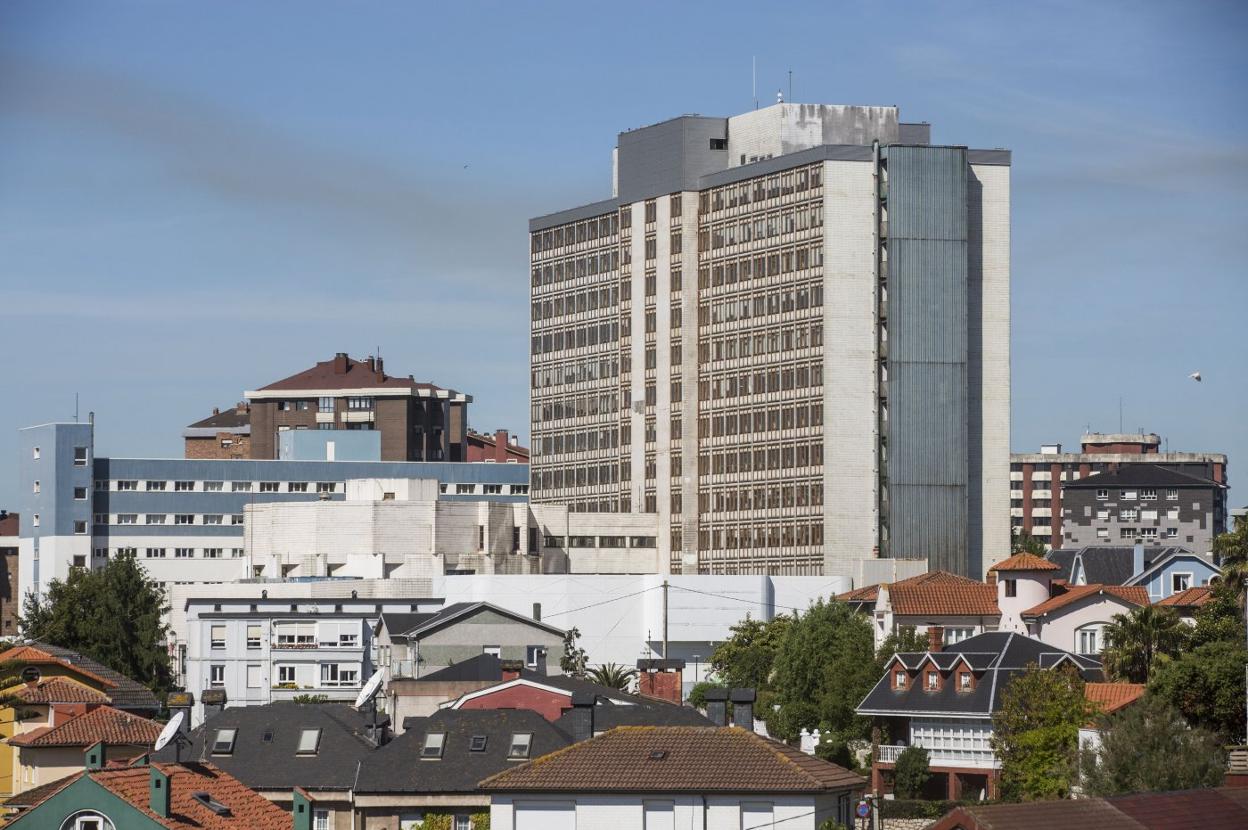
[[1, 0, 1245, 509]]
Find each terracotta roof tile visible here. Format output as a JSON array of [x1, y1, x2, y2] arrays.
[[480, 726, 865, 793], [835, 571, 983, 603], [0, 646, 117, 689], [989, 552, 1060, 572], [1157, 587, 1212, 608], [8, 705, 162, 748], [1085, 682, 1146, 716], [12, 677, 109, 705], [1022, 584, 1149, 618], [887, 582, 1000, 616], [93, 762, 290, 829]]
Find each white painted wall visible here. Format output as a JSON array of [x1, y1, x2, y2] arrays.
[[490, 793, 840, 830]]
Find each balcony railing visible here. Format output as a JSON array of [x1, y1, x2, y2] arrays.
[[876, 744, 999, 770]]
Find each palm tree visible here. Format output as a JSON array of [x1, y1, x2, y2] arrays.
[[587, 663, 638, 691], [1101, 605, 1188, 683], [1212, 516, 1248, 605]]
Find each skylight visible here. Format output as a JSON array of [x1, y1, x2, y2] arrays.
[[508, 732, 532, 759], [422, 732, 445, 758], [192, 791, 232, 816], [211, 728, 237, 755], [296, 728, 322, 755], [469, 735, 488, 752]]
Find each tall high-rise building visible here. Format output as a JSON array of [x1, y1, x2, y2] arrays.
[[529, 103, 1010, 577]]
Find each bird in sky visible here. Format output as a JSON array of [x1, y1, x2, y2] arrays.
[[1189, 371, 1202, 382]]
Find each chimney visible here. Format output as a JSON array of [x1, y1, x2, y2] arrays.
[[495, 429, 509, 462], [200, 689, 227, 722], [84, 740, 105, 771], [375, 357, 385, 382], [566, 691, 596, 742], [500, 659, 524, 682], [636, 659, 686, 705], [149, 765, 171, 818], [532, 602, 542, 622], [366, 356, 376, 373], [730, 688, 756, 729], [704, 687, 729, 727], [333, 352, 349, 374], [927, 626, 944, 653], [212, 407, 219, 416], [167, 692, 194, 738], [1132, 543, 1145, 577], [293, 788, 315, 830]]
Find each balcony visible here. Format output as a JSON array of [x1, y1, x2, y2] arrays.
[[876, 744, 999, 770]]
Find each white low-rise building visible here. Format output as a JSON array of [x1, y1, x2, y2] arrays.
[[244, 477, 665, 579]]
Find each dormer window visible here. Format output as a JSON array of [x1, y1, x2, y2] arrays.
[[925, 671, 939, 691], [894, 671, 907, 690], [958, 672, 973, 692], [422, 732, 446, 759]]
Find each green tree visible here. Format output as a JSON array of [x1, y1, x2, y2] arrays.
[[559, 627, 588, 678], [1080, 694, 1225, 796], [587, 662, 637, 691], [21, 551, 172, 694], [875, 625, 928, 674], [1212, 514, 1248, 602], [1149, 639, 1247, 743], [1100, 605, 1188, 683], [708, 614, 791, 691], [766, 599, 877, 742], [687, 680, 727, 708], [1011, 528, 1046, 556], [1190, 581, 1245, 648], [893, 745, 931, 799], [991, 664, 1089, 801]]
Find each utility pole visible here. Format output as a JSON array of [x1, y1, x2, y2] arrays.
[[662, 579, 669, 659]]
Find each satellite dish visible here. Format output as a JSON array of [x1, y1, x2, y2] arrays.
[[354, 669, 384, 709], [1189, 371, 1202, 382], [154, 711, 185, 753]]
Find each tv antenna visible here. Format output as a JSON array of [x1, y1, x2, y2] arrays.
[[154, 711, 191, 763]]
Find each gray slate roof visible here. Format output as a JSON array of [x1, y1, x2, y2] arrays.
[[152, 702, 375, 791], [1046, 545, 1194, 586], [857, 631, 1103, 719], [1065, 463, 1224, 490], [32, 642, 159, 712], [355, 708, 571, 794], [381, 602, 564, 642]]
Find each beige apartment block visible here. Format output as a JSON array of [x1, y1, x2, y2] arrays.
[[530, 104, 1011, 578]]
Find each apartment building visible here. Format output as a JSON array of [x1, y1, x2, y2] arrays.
[[530, 102, 1010, 578], [1009, 433, 1228, 548], [0, 511, 18, 636], [245, 352, 470, 462], [16, 420, 529, 600], [183, 403, 252, 459]]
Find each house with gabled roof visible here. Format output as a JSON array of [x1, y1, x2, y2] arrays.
[[857, 631, 1104, 800], [5, 705, 163, 798], [479, 726, 865, 830], [837, 571, 1001, 649], [1156, 586, 1213, 623], [1, 755, 291, 830], [374, 602, 565, 686]]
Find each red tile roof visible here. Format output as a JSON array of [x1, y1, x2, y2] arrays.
[[480, 726, 865, 793], [989, 552, 1060, 572], [8, 705, 162, 748], [836, 571, 983, 604], [1157, 587, 1212, 609], [888, 582, 1000, 617], [258, 354, 439, 393], [1022, 584, 1149, 618], [12, 677, 109, 705], [1085, 682, 1146, 716], [12, 762, 290, 829], [0, 646, 117, 688]]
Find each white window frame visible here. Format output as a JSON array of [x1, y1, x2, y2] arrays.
[[1172, 572, 1192, 593]]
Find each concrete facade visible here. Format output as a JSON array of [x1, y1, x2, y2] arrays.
[[489, 793, 849, 830], [530, 102, 1011, 578], [15, 421, 530, 601]]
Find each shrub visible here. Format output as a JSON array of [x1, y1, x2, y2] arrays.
[[892, 745, 931, 799]]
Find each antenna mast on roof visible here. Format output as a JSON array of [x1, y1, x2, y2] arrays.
[[788, 68, 793, 103], [752, 56, 757, 110]]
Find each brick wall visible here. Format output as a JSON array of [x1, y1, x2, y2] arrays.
[[184, 433, 251, 460]]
